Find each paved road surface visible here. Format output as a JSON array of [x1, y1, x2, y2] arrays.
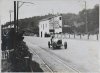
[[24, 36, 100, 73]]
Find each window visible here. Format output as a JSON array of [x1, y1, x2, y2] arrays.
[[59, 17, 62, 20], [46, 24, 47, 28], [43, 24, 44, 30]]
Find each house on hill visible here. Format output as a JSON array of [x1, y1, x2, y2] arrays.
[[39, 15, 62, 38]]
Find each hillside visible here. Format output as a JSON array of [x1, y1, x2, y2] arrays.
[[4, 4, 99, 35]]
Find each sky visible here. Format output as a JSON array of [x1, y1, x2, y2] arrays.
[[0, 0, 99, 25]]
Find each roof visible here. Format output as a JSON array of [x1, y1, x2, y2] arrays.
[[63, 25, 71, 27], [39, 15, 62, 22]]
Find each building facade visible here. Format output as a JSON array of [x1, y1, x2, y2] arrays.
[[39, 15, 62, 38]]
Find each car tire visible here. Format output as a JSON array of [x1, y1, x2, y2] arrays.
[[64, 42, 67, 49], [48, 41, 50, 48], [52, 42, 56, 49]]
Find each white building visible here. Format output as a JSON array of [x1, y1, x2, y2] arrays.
[[39, 15, 62, 38]]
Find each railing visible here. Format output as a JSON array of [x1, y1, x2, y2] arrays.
[[60, 34, 99, 41], [1, 45, 33, 72], [2, 50, 10, 60]]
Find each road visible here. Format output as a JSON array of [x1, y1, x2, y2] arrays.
[[24, 36, 100, 73]]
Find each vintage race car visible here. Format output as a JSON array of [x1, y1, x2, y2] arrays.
[[48, 35, 67, 49]]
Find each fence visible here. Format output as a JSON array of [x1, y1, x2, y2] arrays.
[[2, 49, 33, 72], [56, 34, 99, 41], [2, 50, 10, 60]]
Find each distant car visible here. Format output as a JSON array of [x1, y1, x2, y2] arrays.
[[48, 34, 67, 49]]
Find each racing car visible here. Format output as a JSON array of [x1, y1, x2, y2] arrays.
[[48, 34, 67, 49]]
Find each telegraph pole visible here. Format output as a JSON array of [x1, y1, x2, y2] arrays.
[[14, 1, 16, 49], [85, 1, 88, 34], [14, 1, 16, 32], [9, 11, 11, 28], [52, 9, 55, 35], [9, 10, 13, 28], [17, 1, 19, 32]]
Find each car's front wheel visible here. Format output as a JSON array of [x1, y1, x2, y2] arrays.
[[48, 41, 50, 48], [64, 42, 67, 49]]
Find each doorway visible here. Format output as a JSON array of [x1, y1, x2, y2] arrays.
[[41, 32, 42, 37]]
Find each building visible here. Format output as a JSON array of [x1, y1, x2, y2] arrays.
[[39, 15, 62, 38]]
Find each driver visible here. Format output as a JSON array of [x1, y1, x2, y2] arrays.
[[51, 35, 54, 44]]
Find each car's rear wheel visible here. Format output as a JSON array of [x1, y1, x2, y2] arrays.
[[64, 42, 67, 49], [48, 41, 50, 48], [52, 42, 56, 49]]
